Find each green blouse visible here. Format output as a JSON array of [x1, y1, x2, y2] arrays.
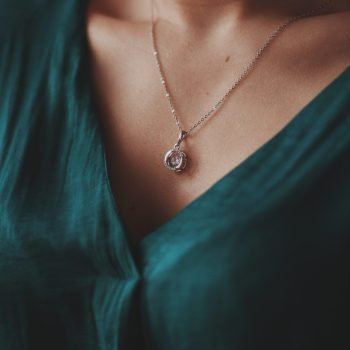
[[1, 1, 350, 349]]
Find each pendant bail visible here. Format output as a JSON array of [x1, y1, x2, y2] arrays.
[[174, 130, 188, 150]]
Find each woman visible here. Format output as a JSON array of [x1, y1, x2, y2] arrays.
[[0, 0, 349, 348]]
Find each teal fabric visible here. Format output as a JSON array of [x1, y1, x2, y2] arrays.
[[1, 1, 350, 349]]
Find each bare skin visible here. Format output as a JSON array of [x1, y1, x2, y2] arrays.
[[86, 0, 350, 245]]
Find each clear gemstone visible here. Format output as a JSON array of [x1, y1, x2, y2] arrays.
[[169, 153, 182, 167]]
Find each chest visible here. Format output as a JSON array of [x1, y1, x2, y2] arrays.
[[86, 14, 349, 244]]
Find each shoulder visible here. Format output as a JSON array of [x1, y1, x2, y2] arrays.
[[323, 9, 350, 40], [0, 0, 84, 38], [317, 10, 350, 76], [315, 10, 350, 56], [280, 9, 350, 80], [0, 0, 87, 75], [0, 0, 87, 110]]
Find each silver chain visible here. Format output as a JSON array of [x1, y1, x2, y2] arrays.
[[150, 0, 333, 137]]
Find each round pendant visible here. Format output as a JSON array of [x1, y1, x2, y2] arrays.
[[164, 148, 188, 173]]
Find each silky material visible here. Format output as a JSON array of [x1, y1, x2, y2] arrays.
[[0, 1, 350, 349]]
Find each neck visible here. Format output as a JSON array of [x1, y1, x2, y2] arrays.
[[153, 0, 331, 27]]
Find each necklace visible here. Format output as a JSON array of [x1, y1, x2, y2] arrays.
[[150, 1, 332, 173]]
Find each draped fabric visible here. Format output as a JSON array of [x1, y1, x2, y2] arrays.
[[0, 1, 350, 349]]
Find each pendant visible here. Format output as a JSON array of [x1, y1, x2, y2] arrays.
[[164, 130, 188, 173]]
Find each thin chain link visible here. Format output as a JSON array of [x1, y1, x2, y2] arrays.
[[150, 0, 333, 136]]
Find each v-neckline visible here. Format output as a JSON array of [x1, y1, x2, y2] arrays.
[[80, 0, 350, 255]]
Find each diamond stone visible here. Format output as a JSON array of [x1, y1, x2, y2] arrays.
[[169, 153, 182, 167]]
